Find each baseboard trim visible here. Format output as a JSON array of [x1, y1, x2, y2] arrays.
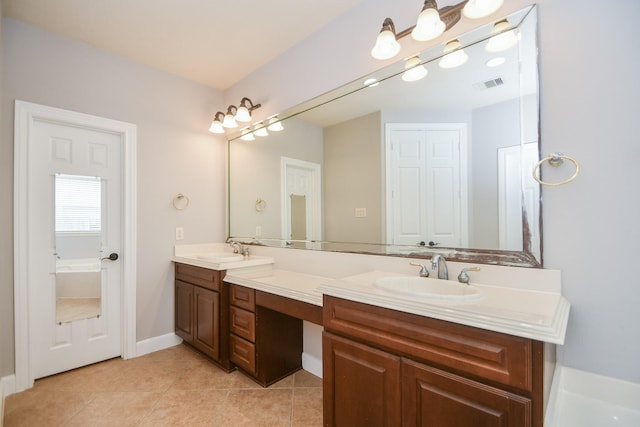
[[302, 352, 322, 378], [135, 333, 182, 358]]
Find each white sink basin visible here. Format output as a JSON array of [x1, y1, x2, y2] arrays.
[[374, 276, 483, 301], [195, 252, 244, 262]]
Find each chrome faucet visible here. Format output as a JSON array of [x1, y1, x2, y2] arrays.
[[431, 254, 448, 280], [410, 262, 430, 277], [229, 241, 248, 256]]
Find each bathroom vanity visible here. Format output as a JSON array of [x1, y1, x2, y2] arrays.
[[172, 244, 569, 427]]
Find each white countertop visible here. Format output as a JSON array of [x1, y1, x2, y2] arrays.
[[172, 254, 275, 271], [318, 270, 570, 345], [224, 269, 325, 307]]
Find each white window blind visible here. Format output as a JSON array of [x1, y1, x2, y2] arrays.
[[55, 174, 102, 233]]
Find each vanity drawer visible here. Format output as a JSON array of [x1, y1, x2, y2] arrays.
[[230, 306, 256, 342], [230, 334, 256, 374], [323, 295, 538, 392], [175, 263, 221, 291], [230, 284, 255, 311]]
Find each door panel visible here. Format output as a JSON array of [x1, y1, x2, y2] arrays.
[[29, 118, 122, 379]]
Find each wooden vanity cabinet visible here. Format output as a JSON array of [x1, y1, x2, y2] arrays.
[[228, 283, 303, 386], [174, 263, 232, 371], [323, 295, 544, 427]]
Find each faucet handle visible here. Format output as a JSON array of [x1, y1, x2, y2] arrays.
[[457, 267, 481, 284], [410, 261, 430, 277]]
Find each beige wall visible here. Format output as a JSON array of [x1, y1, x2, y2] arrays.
[[323, 112, 382, 243], [1, 18, 226, 376]]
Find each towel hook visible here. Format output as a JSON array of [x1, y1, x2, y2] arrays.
[[532, 152, 580, 186]]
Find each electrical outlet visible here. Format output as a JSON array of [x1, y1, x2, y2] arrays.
[[255, 226, 262, 237], [355, 208, 367, 218], [175, 227, 184, 240]]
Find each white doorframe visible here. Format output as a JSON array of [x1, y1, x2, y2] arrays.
[[13, 100, 137, 392], [280, 157, 322, 242]]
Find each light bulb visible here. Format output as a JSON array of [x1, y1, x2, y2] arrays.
[[411, 7, 445, 42], [222, 113, 238, 128], [402, 57, 428, 82], [253, 123, 269, 137], [234, 105, 251, 122], [438, 40, 468, 69], [462, 0, 504, 19], [371, 29, 401, 60], [486, 20, 518, 52], [267, 117, 284, 132]]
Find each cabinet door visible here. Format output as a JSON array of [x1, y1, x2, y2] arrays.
[[175, 280, 194, 343], [193, 286, 220, 360], [323, 332, 401, 427], [402, 358, 532, 427]]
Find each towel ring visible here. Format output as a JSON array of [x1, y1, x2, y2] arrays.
[[172, 193, 190, 210], [255, 198, 267, 212], [532, 152, 580, 186]]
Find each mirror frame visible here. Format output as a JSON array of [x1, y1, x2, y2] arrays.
[[227, 5, 542, 268]]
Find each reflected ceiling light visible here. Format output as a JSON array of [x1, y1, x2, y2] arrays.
[[371, 0, 493, 61], [486, 56, 506, 67], [371, 18, 401, 60], [463, 0, 504, 19], [438, 39, 468, 69], [411, 0, 445, 42], [486, 20, 518, 52], [267, 116, 284, 132], [222, 106, 239, 128], [208, 112, 225, 134], [240, 127, 255, 141], [253, 123, 269, 137], [402, 56, 428, 82], [363, 78, 379, 87]]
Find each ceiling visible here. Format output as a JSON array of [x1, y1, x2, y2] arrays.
[[2, 0, 363, 91]]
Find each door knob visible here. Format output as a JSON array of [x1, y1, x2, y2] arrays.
[[101, 253, 119, 261]]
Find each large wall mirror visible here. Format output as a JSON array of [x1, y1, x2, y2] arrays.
[[228, 5, 541, 267]]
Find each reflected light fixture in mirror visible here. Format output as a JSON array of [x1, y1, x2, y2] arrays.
[[363, 78, 380, 87], [370, 0, 504, 61], [438, 39, 469, 69], [402, 56, 428, 82], [486, 20, 519, 52], [267, 116, 284, 131], [253, 123, 269, 137], [240, 127, 255, 141]]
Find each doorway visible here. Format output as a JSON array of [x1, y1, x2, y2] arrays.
[[13, 101, 137, 392], [280, 157, 322, 246], [385, 123, 468, 247]]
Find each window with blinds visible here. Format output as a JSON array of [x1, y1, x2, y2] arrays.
[[55, 174, 102, 234]]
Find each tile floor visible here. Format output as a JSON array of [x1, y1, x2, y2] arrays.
[[3, 344, 323, 426]]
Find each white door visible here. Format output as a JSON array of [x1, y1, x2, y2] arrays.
[[281, 157, 322, 244], [28, 115, 123, 379], [386, 123, 468, 247]]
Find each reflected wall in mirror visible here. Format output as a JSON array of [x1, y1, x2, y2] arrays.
[[229, 6, 541, 267], [55, 173, 102, 323]]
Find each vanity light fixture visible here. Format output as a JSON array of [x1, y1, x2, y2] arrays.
[[411, 0, 445, 42], [370, 0, 502, 61], [253, 123, 269, 137], [402, 56, 428, 82], [267, 116, 284, 132], [485, 20, 518, 52], [462, 0, 504, 19], [371, 18, 402, 60], [208, 97, 262, 134], [208, 112, 225, 134], [240, 127, 255, 141], [438, 39, 469, 69]]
